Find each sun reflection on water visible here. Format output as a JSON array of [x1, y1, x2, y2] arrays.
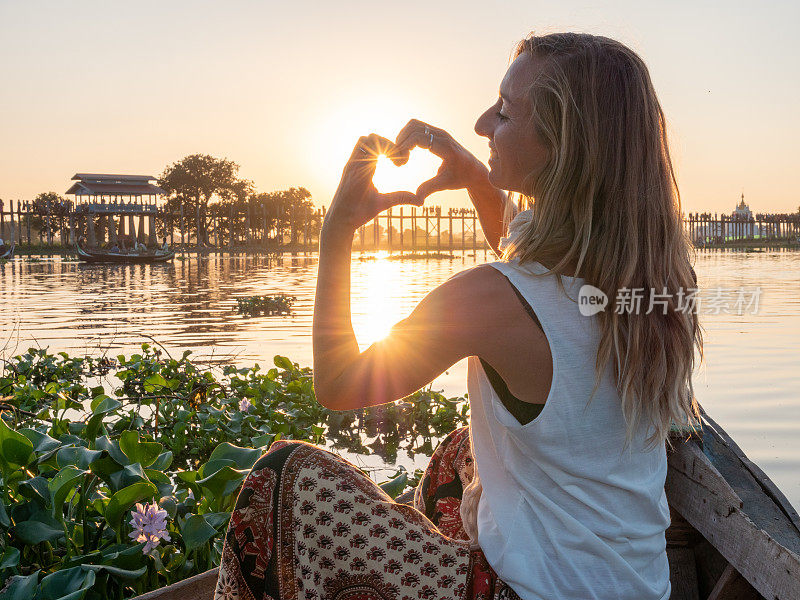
[[352, 255, 407, 348]]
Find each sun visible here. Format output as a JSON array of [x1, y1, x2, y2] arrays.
[[312, 93, 441, 196], [372, 151, 441, 195]]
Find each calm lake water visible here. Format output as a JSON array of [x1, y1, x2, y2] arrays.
[[1, 250, 798, 509]]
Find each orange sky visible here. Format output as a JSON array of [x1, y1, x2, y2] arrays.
[[1, 1, 798, 214]]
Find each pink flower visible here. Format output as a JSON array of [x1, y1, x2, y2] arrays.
[[129, 502, 171, 554], [239, 398, 253, 413]]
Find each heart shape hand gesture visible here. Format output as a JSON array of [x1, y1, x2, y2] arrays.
[[323, 134, 420, 234], [323, 121, 488, 235]]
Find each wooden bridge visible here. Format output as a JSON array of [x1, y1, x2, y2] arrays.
[[1, 193, 799, 254]]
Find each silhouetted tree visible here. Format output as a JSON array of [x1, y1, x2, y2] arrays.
[[160, 154, 241, 244], [32, 192, 71, 241], [253, 187, 318, 245]]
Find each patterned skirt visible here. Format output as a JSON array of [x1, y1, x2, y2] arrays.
[[214, 426, 521, 600]]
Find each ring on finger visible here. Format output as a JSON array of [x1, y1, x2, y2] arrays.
[[422, 126, 434, 149]]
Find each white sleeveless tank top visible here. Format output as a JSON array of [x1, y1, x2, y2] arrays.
[[468, 257, 671, 600]]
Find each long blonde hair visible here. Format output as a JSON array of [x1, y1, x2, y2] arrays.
[[461, 30, 704, 545], [507, 32, 704, 450]]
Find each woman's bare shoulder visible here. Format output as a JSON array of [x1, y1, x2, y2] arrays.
[[442, 263, 511, 295], [437, 263, 528, 331]]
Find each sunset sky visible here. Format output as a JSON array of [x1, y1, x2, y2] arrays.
[[1, 0, 798, 214]]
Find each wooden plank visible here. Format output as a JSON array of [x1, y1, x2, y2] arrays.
[[706, 564, 761, 600], [697, 414, 800, 556], [666, 438, 800, 600], [700, 409, 800, 535], [666, 547, 699, 600], [692, 539, 731, 599], [130, 567, 218, 600], [666, 503, 703, 548]]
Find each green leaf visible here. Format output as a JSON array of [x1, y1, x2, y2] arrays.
[[196, 466, 248, 502], [39, 565, 96, 600], [89, 395, 121, 414], [56, 446, 104, 469], [0, 572, 40, 600], [158, 496, 178, 519], [0, 546, 20, 569], [19, 476, 51, 507], [99, 543, 149, 572], [205, 442, 263, 471], [82, 563, 148, 580], [0, 418, 34, 469], [203, 511, 231, 530], [175, 470, 200, 501], [379, 471, 408, 500], [94, 436, 129, 466], [49, 466, 87, 520], [250, 433, 275, 448], [13, 513, 65, 544], [85, 396, 123, 440], [143, 373, 167, 393], [149, 450, 173, 471], [89, 454, 124, 489], [109, 463, 148, 493], [19, 428, 62, 453], [104, 481, 158, 531], [145, 467, 174, 493], [118, 430, 162, 468], [0, 499, 10, 528], [273, 355, 293, 371], [180, 514, 217, 552]]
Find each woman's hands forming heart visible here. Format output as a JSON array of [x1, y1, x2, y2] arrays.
[[323, 122, 487, 235], [392, 119, 488, 202], [323, 133, 421, 235]]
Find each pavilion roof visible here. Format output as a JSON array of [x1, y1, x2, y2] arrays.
[[66, 173, 165, 196]]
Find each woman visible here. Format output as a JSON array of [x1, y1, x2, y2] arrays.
[[215, 32, 702, 600]]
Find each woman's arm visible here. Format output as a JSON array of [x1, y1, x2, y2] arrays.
[[312, 225, 360, 408], [313, 224, 484, 410], [313, 133, 510, 411]]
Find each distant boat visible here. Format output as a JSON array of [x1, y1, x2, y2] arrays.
[[0, 244, 14, 259], [75, 244, 174, 264]]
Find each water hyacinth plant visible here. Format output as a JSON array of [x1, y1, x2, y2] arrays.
[[0, 344, 469, 599], [235, 294, 296, 316], [129, 503, 171, 554]]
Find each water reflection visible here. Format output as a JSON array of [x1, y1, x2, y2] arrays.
[[1, 249, 799, 506]]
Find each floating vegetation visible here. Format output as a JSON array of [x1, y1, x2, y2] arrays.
[[236, 294, 296, 316], [386, 251, 455, 260], [0, 345, 468, 598]]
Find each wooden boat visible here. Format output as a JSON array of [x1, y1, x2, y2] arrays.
[[76, 244, 175, 264], [132, 406, 800, 600], [0, 244, 14, 259]]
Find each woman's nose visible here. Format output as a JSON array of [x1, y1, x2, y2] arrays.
[[474, 108, 493, 138]]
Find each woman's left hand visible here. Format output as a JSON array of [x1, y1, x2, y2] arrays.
[[322, 133, 422, 235]]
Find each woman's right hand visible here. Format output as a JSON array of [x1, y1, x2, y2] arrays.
[[392, 119, 489, 202]]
